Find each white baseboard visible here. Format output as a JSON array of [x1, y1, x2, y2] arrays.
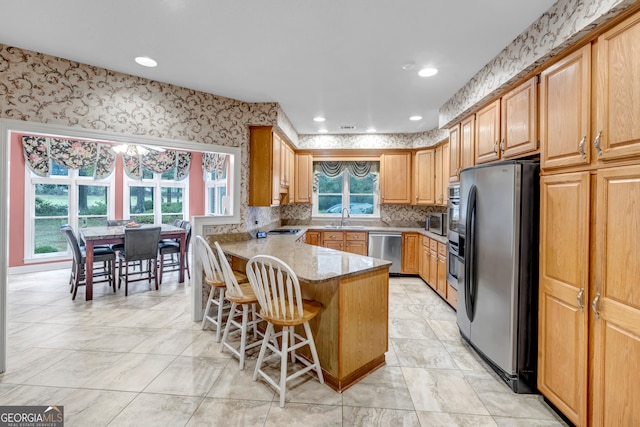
[[9, 261, 71, 275]]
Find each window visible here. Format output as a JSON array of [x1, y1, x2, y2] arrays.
[[205, 161, 230, 215], [124, 166, 188, 225], [313, 161, 379, 217], [26, 161, 114, 260]]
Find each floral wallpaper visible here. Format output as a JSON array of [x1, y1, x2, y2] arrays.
[[439, 0, 637, 127], [0, 43, 282, 234], [298, 127, 449, 150]]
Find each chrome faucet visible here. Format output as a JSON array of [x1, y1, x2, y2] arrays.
[[341, 207, 350, 227]]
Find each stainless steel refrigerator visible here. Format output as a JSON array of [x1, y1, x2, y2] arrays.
[[456, 160, 539, 393]]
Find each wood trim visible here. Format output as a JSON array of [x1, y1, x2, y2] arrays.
[[320, 354, 386, 393]]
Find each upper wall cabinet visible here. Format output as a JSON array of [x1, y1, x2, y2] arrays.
[[435, 142, 449, 205], [249, 126, 286, 206], [540, 45, 591, 170], [475, 99, 502, 164], [381, 152, 412, 204], [294, 153, 313, 204], [448, 124, 460, 182], [414, 149, 435, 205], [460, 114, 476, 173], [596, 12, 640, 162], [475, 77, 539, 165], [501, 76, 538, 158]]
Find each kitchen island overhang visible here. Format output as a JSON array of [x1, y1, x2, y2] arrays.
[[198, 233, 391, 392]]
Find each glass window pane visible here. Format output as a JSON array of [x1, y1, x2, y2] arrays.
[[207, 188, 216, 214], [50, 161, 69, 177], [350, 173, 373, 193], [161, 169, 176, 180], [35, 184, 69, 217], [142, 168, 154, 180], [78, 165, 95, 177], [35, 218, 68, 254], [318, 195, 342, 213], [129, 186, 154, 224], [161, 187, 183, 214], [348, 196, 374, 214], [318, 174, 342, 193], [78, 185, 108, 227]]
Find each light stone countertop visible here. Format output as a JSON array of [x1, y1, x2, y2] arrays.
[[283, 225, 449, 244], [219, 234, 392, 284]]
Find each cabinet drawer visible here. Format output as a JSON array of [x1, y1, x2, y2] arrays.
[[323, 231, 345, 241], [346, 232, 367, 241], [429, 239, 438, 251], [422, 237, 430, 248], [438, 242, 447, 257]]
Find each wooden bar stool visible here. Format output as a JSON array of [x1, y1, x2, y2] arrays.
[[246, 254, 324, 407]]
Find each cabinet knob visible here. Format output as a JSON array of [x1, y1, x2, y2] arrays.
[[578, 136, 586, 159], [593, 131, 603, 156]]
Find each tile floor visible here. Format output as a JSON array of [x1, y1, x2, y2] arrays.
[[2, 268, 568, 426]]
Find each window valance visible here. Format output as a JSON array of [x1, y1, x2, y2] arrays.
[[203, 152, 228, 179], [312, 161, 379, 192], [22, 135, 192, 181], [22, 136, 116, 179]]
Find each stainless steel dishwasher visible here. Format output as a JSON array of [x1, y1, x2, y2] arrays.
[[368, 232, 402, 274]]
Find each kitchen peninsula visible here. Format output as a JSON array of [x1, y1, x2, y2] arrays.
[[212, 232, 392, 392]]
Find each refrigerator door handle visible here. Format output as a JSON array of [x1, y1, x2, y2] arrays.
[[464, 184, 477, 322]]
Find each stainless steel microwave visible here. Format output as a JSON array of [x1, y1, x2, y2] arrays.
[[426, 212, 447, 236]]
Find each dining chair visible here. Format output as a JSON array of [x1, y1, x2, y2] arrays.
[[158, 220, 191, 284], [215, 241, 262, 370], [246, 254, 324, 407], [117, 226, 162, 296], [60, 225, 117, 300], [195, 235, 230, 342]]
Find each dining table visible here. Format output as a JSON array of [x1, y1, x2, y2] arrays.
[[80, 223, 187, 300]]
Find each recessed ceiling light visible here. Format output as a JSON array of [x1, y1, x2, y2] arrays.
[[418, 67, 438, 77], [313, 117, 326, 122], [410, 116, 423, 121], [366, 128, 376, 133], [318, 129, 328, 133], [135, 56, 158, 67]]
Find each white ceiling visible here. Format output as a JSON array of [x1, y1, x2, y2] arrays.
[[0, 0, 557, 135]]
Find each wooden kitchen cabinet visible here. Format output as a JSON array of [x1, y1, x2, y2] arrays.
[[420, 236, 431, 285], [460, 114, 476, 173], [345, 231, 368, 256], [414, 150, 435, 205], [381, 152, 412, 204], [428, 239, 438, 290], [435, 142, 449, 205], [280, 138, 292, 188], [401, 232, 420, 274], [591, 165, 640, 425], [249, 126, 287, 206], [322, 231, 344, 251], [538, 172, 590, 427], [448, 124, 460, 182], [306, 230, 321, 246], [595, 13, 640, 162], [475, 99, 501, 164], [540, 44, 591, 170], [435, 242, 447, 299], [294, 153, 313, 203], [500, 76, 538, 159]]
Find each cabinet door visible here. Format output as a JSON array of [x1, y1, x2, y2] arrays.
[[381, 153, 412, 204], [475, 99, 501, 164], [449, 124, 460, 182], [436, 243, 447, 298], [435, 143, 449, 205], [324, 240, 344, 251], [271, 132, 282, 205], [460, 115, 476, 171], [249, 126, 277, 207], [500, 76, 538, 158], [429, 249, 438, 289], [294, 153, 313, 203], [414, 150, 435, 205], [345, 240, 367, 256], [592, 165, 640, 426], [420, 239, 430, 283], [306, 231, 321, 246], [538, 172, 590, 427], [540, 45, 591, 170], [401, 233, 419, 274], [596, 13, 640, 161]]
